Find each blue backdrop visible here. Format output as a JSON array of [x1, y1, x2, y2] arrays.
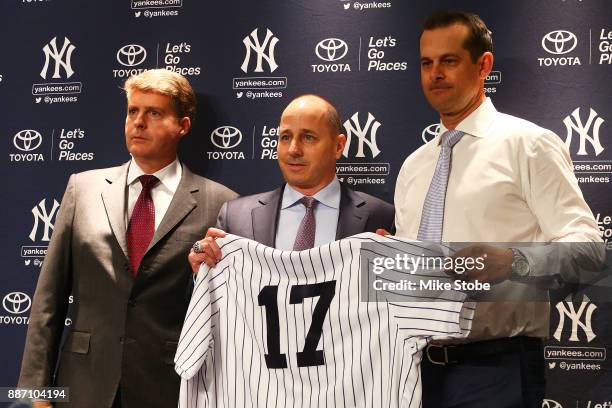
[[1, 0, 611, 406]]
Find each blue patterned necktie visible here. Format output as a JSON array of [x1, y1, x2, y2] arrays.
[[417, 129, 464, 242], [293, 196, 319, 251]]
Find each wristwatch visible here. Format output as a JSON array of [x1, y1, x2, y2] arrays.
[[510, 248, 530, 279]]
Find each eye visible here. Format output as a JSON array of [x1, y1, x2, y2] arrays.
[[128, 107, 137, 115], [149, 110, 161, 117], [304, 134, 316, 141], [279, 134, 290, 141], [420, 60, 432, 68]]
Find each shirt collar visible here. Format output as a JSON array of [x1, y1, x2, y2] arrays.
[[281, 177, 341, 210], [437, 97, 497, 143], [127, 157, 182, 194]]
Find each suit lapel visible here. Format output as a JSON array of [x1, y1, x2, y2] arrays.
[[336, 185, 368, 239], [147, 166, 197, 251], [252, 187, 282, 247], [101, 163, 130, 260]]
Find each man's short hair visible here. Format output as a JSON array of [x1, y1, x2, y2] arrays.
[[124, 69, 197, 122], [422, 11, 493, 63]]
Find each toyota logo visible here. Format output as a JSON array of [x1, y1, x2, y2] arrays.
[[315, 38, 348, 62], [13, 130, 42, 152], [211, 126, 242, 149], [2, 292, 32, 314], [116, 44, 147, 67], [542, 30, 577, 55], [421, 123, 440, 144], [542, 399, 563, 408]]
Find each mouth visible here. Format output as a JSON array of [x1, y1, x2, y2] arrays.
[[284, 162, 307, 170], [130, 135, 148, 142], [429, 86, 452, 94]]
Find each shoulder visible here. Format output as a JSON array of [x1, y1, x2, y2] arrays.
[[494, 111, 548, 136], [225, 188, 281, 210], [183, 166, 238, 201], [492, 111, 566, 155], [67, 163, 127, 191], [397, 138, 436, 178], [343, 186, 394, 214]]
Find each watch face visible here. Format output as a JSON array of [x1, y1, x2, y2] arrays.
[[512, 250, 530, 277], [516, 259, 529, 276]]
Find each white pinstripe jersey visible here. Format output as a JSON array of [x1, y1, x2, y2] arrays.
[[175, 233, 474, 408]]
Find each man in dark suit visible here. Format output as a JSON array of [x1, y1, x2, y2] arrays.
[[18, 69, 237, 407], [188, 94, 394, 269]]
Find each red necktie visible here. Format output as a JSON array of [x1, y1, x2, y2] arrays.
[[127, 175, 159, 277]]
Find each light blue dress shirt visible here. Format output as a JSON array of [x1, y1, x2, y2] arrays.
[[275, 178, 341, 250]]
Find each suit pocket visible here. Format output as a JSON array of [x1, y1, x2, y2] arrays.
[[62, 331, 91, 354], [164, 341, 178, 365]]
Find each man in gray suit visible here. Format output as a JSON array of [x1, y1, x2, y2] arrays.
[[189, 94, 394, 269], [19, 69, 237, 407]]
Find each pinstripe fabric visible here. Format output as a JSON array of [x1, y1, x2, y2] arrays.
[[417, 130, 464, 242], [175, 233, 474, 408]]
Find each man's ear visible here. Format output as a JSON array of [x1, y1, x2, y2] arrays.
[[336, 134, 347, 159], [478, 51, 494, 80], [178, 117, 192, 138]]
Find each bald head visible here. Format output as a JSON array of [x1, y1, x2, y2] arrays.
[[282, 94, 342, 136]]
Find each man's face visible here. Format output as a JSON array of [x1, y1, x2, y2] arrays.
[[420, 24, 484, 117], [277, 97, 346, 195], [125, 89, 189, 167]]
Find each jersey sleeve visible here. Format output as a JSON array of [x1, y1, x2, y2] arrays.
[[174, 262, 215, 380], [359, 234, 476, 341], [389, 297, 475, 341], [174, 235, 243, 380]]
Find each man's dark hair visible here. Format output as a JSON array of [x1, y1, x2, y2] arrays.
[[422, 11, 493, 63]]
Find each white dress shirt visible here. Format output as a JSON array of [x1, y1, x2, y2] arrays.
[[394, 98, 602, 340], [275, 178, 341, 250], [126, 158, 182, 230]]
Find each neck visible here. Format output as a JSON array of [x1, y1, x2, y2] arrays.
[[440, 91, 486, 130], [134, 156, 175, 174]]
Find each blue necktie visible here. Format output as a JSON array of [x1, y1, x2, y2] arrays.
[[417, 130, 464, 242]]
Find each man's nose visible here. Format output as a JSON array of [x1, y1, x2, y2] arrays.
[[288, 138, 302, 156]]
